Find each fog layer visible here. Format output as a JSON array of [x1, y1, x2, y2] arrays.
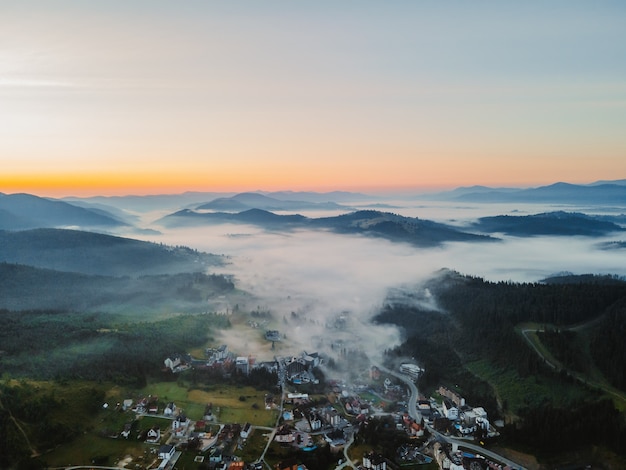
[[131, 200, 626, 364]]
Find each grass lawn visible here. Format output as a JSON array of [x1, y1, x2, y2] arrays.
[[234, 428, 271, 463], [138, 381, 278, 426], [41, 433, 152, 468]]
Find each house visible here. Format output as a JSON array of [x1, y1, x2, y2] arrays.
[[146, 427, 161, 443], [323, 407, 341, 427], [172, 414, 189, 438], [362, 451, 386, 470], [438, 386, 465, 408], [400, 363, 423, 381], [158, 444, 175, 461], [216, 344, 228, 358], [121, 423, 132, 439], [308, 411, 322, 431], [164, 402, 176, 416], [240, 422, 252, 439], [275, 425, 295, 443], [285, 358, 306, 379], [236, 356, 250, 375], [122, 399, 133, 411], [443, 399, 459, 420], [164, 355, 182, 372], [303, 351, 320, 368]]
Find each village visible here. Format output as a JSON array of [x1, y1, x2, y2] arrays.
[[96, 332, 519, 470]]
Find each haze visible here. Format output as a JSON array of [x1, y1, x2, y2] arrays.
[[123, 198, 626, 362]]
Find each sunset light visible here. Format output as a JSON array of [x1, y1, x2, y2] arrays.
[[1, 1, 625, 196]]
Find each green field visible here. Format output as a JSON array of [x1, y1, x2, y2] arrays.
[[32, 379, 278, 467], [138, 381, 278, 426]]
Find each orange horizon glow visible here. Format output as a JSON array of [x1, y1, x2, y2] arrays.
[[0, 168, 613, 199], [2, 4, 625, 200]]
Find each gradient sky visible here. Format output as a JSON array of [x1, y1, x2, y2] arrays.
[[1, 1, 625, 196]]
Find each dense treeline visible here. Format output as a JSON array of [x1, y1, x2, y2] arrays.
[[502, 399, 626, 459], [376, 270, 626, 460], [0, 263, 234, 313], [0, 380, 105, 468], [0, 310, 231, 384], [426, 271, 626, 388], [590, 298, 626, 390], [355, 415, 412, 461], [536, 329, 586, 372]]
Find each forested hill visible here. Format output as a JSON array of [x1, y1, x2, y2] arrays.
[[376, 269, 626, 460], [0, 192, 126, 229], [470, 211, 625, 236], [160, 209, 495, 246], [0, 228, 224, 276], [0, 262, 234, 313], [407, 270, 626, 389]]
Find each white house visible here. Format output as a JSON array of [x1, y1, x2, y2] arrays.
[[172, 414, 189, 438], [146, 427, 161, 443], [240, 422, 251, 439], [164, 356, 181, 372], [158, 444, 175, 461], [362, 452, 386, 470]]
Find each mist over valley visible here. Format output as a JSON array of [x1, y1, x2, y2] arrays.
[[2, 183, 626, 469]]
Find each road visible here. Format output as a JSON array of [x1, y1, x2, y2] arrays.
[[520, 326, 626, 405], [377, 363, 526, 470]]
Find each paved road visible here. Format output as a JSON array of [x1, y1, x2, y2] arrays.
[[520, 327, 626, 404], [374, 363, 420, 421], [377, 363, 526, 470]]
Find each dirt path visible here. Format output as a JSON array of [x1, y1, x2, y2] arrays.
[[0, 395, 40, 457]]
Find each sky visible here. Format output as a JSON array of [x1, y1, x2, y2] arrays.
[[1, 1, 625, 197]]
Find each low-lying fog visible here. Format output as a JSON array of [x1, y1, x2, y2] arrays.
[[130, 199, 626, 365]]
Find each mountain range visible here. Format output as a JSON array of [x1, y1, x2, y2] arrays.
[[0, 193, 126, 230], [470, 211, 626, 237], [195, 192, 350, 212], [159, 208, 495, 246], [429, 181, 626, 204]]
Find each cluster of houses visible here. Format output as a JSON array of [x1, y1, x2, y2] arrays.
[[165, 345, 324, 387], [432, 442, 511, 470], [430, 387, 492, 438], [155, 344, 498, 470], [134, 395, 160, 414], [282, 351, 321, 384]]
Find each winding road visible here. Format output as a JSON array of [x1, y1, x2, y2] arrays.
[[376, 363, 526, 470]]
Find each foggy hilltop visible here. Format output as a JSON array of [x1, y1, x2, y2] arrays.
[[1, 180, 626, 468]]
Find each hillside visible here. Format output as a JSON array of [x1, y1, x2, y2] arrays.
[[0, 262, 234, 313], [0, 193, 127, 230], [470, 211, 625, 236], [196, 192, 349, 211], [0, 228, 224, 276], [377, 270, 626, 459], [160, 209, 495, 246]]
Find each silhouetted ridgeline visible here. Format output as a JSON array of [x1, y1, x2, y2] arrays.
[[160, 209, 495, 246], [0, 192, 126, 229]]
